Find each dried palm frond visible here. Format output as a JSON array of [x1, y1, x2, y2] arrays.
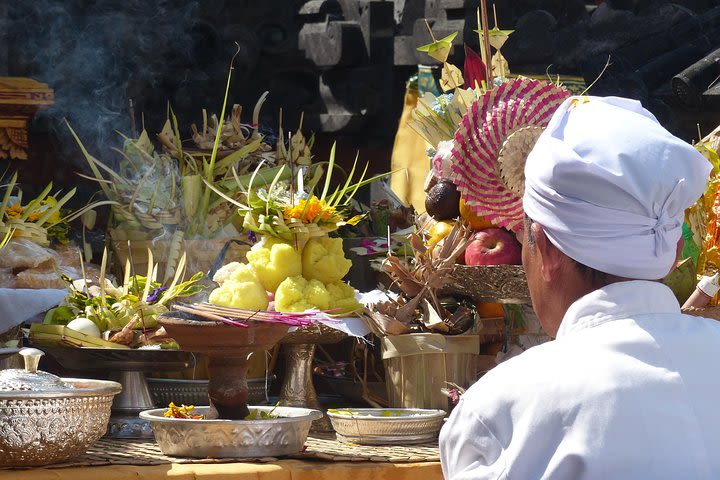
[[363, 221, 474, 335]]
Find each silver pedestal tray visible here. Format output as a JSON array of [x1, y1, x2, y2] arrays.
[[279, 323, 346, 432], [40, 346, 195, 438]]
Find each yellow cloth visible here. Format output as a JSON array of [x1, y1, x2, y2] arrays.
[[390, 86, 430, 213], [0, 460, 443, 480]]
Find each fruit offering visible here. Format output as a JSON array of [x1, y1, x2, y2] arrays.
[[206, 144, 385, 318], [41, 249, 203, 348], [210, 235, 361, 315], [464, 228, 522, 266], [209, 262, 269, 310]]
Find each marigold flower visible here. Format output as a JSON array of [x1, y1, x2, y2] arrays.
[[5, 203, 22, 220], [283, 196, 340, 224]]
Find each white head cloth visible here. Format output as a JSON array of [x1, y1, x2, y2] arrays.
[[523, 96, 711, 280]]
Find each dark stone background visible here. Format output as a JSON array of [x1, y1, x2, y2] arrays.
[[1, 0, 718, 194]]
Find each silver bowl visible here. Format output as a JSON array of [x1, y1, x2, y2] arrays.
[[0, 378, 122, 467], [140, 405, 322, 458], [146, 376, 275, 407], [327, 408, 446, 445]]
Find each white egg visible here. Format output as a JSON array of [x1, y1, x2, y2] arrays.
[[66, 317, 102, 338]]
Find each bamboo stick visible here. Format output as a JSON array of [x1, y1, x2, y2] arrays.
[[172, 302, 326, 326], [476, 8, 487, 70], [480, 0, 493, 85]]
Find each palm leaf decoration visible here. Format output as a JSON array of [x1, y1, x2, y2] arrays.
[[204, 144, 396, 247], [417, 31, 458, 63]]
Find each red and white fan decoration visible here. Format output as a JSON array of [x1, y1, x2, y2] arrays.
[[450, 78, 570, 232]]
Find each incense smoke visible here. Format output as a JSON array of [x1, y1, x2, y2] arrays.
[[6, 0, 206, 169]]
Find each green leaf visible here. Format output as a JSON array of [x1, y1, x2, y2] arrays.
[[474, 28, 514, 36], [181, 174, 203, 220], [43, 306, 76, 325], [0, 172, 17, 220], [36, 188, 76, 225], [213, 136, 265, 172], [18, 182, 52, 222], [199, 49, 240, 221], [320, 142, 337, 200]]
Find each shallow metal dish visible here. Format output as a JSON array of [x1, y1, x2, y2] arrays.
[[146, 376, 276, 407], [327, 408, 446, 445], [140, 405, 322, 458], [0, 378, 121, 467]]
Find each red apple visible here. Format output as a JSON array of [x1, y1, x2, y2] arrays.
[[464, 228, 522, 266]]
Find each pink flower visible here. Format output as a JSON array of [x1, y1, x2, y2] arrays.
[[431, 140, 454, 178]]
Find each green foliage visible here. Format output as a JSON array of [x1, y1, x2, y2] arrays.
[[52, 250, 204, 333], [244, 403, 280, 420]]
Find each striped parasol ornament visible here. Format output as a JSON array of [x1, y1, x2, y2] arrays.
[[450, 78, 570, 232]]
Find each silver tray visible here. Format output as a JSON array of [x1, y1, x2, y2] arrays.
[[327, 408, 446, 445], [40, 346, 195, 372], [146, 376, 276, 407], [140, 405, 322, 458]]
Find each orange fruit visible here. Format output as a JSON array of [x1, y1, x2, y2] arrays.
[[427, 220, 455, 247], [476, 301, 505, 318], [459, 199, 495, 230]]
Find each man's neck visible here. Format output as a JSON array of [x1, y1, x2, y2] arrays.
[[546, 269, 630, 337]]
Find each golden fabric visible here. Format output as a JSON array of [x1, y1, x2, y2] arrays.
[[390, 86, 430, 213], [0, 460, 443, 480]]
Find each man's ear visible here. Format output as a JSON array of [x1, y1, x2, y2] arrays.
[[532, 222, 562, 282]]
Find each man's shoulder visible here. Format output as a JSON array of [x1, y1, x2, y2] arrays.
[[463, 342, 565, 398]]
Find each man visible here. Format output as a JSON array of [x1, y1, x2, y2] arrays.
[[440, 96, 720, 479]]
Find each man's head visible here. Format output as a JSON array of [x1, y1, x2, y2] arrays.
[[521, 96, 711, 336]]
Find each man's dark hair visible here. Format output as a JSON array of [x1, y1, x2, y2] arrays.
[[524, 214, 612, 286]]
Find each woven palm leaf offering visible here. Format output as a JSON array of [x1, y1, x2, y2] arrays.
[[362, 219, 476, 337], [0, 171, 112, 290], [154, 139, 389, 421], [196, 141, 389, 318], [67, 103, 277, 281], [409, 12, 570, 304], [67, 53, 294, 282], [0, 171, 100, 248], [30, 247, 204, 349]]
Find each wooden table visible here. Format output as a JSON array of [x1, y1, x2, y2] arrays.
[[0, 460, 443, 480], [0, 436, 444, 480]]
